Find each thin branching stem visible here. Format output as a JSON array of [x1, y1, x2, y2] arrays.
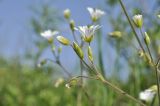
[[140, 27, 160, 104], [140, 28, 154, 62], [79, 58, 146, 106], [45, 58, 72, 77], [102, 79, 146, 106], [118, 0, 145, 53], [119, 0, 160, 105]]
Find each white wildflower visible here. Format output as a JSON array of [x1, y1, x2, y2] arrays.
[[65, 83, 70, 89], [87, 7, 105, 22], [63, 9, 71, 19], [132, 14, 143, 28], [139, 85, 157, 103], [74, 25, 100, 43], [40, 30, 59, 41]]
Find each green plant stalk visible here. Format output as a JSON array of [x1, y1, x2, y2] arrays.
[[140, 28, 160, 105], [78, 58, 146, 106], [119, 0, 160, 105], [92, 64, 145, 106], [46, 58, 72, 77], [118, 0, 145, 53], [71, 29, 84, 105], [100, 78, 145, 106], [146, 44, 160, 105]]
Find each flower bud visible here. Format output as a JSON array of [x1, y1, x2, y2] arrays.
[[158, 15, 160, 18], [72, 42, 84, 59], [37, 59, 47, 67], [144, 32, 150, 45], [63, 9, 70, 19], [54, 78, 64, 88], [69, 20, 75, 31], [65, 78, 78, 89], [132, 14, 143, 28], [109, 31, 122, 38], [57, 36, 70, 45], [88, 46, 93, 62], [149, 85, 157, 92]]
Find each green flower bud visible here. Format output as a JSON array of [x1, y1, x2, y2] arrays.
[[63, 9, 70, 19], [54, 78, 64, 88], [69, 20, 75, 31], [132, 14, 143, 28], [57, 36, 70, 45], [65, 78, 78, 89], [109, 31, 122, 38], [144, 32, 150, 45], [72, 42, 84, 59], [88, 46, 93, 62], [149, 85, 157, 92], [38, 59, 47, 67]]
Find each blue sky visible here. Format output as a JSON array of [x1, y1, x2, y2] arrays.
[[0, 0, 155, 80], [0, 0, 113, 76], [0, 0, 106, 57]]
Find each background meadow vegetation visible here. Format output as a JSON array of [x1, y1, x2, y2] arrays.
[[0, 0, 160, 106]]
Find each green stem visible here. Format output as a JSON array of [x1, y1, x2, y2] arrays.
[[140, 28, 160, 105], [118, 0, 160, 105], [80, 58, 145, 106], [118, 0, 145, 53], [45, 58, 72, 77]]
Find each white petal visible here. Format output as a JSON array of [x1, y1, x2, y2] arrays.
[[87, 7, 94, 15], [139, 89, 155, 102], [40, 30, 58, 40]]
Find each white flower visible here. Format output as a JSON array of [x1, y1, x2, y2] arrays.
[[40, 30, 59, 40], [63, 9, 71, 19], [74, 25, 100, 42], [54, 78, 64, 88], [132, 14, 143, 28], [139, 89, 156, 102], [65, 83, 70, 89], [87, 7, 105, 22]]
